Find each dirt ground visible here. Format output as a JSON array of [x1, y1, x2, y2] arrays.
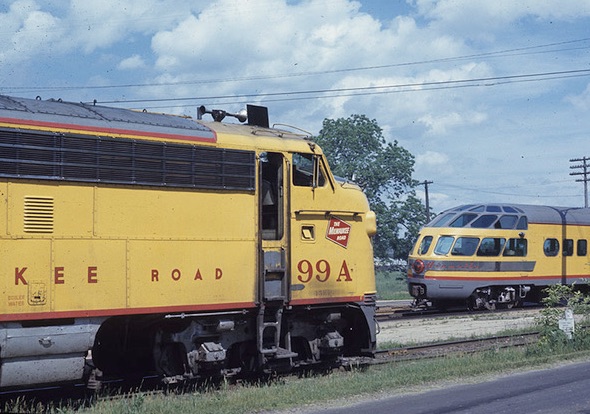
[[376, 308, 542, 345]]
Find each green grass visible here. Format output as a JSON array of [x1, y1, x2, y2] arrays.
[[375, 269, 411, 300], [8, 281, 587, 413], [31, 347, 588, 414]]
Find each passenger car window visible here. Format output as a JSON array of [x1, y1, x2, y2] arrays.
[[563, 239, 574, 256], [434, 236, 454, 255], [418, 236, 433, 255], [451, 237, 479, 256], [543, 239, 559, 257], [477, 238, 506, 256], [504, 238, 527, 256], [578, 239, 588, 256]]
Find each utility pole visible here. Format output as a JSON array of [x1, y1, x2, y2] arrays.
[[418, 180, 434, 222], [570, 157, 590, 208]]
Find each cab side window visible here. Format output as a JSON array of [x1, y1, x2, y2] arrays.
[[293, 153, 326, 187]]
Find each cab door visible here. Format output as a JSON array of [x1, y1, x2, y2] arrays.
[[259, 152, 289, 302]]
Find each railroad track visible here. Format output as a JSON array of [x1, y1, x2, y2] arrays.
[[373, 332, 539, 364], [375, 300, 542, 321]]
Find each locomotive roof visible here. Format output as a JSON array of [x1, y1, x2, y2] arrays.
[[438, 203, 590, 226], [0, 95, 312, 148]]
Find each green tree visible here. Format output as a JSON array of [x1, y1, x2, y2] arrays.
[[314, 114, 427, 262]]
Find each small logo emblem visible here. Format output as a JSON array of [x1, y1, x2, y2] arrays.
[[326, 217, 351, 248]]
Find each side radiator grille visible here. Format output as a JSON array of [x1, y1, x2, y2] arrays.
[[24, 196, 54, 233]]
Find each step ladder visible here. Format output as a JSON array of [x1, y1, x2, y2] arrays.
[[256, 302, 297, 368]]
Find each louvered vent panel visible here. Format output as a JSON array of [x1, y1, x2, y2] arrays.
[[0, 128, 256, 191], [24, 196, 54, 233]]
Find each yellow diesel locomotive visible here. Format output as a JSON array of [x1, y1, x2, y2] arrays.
[[0, 95, 377, 389], [408, 203, 590, 310]]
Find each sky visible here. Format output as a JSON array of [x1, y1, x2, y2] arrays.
[[1, 0, 590, 214]]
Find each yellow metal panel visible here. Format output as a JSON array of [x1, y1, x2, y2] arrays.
[[127, 240, 257, 309], [51, 240, 127, 311], [0, 183, 7, 236], [94, 187, 255, 239], [6, 182, 93, 237], [289, 179, 376, 304], [0, 240, 51, 316]]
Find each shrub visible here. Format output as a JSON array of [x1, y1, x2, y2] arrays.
[[528, 283, 590, 355]]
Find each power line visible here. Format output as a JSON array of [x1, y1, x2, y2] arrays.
[[82, 67, 590, 107], [4, 37, 590, 94]]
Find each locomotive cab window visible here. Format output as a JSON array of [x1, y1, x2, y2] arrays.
[[292, 153, 326, 188]]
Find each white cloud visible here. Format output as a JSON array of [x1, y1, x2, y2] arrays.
[[118, 54, 146, 70], [416, 150, 449, 167], [0, 0, 64, 63], [418, 110, 486, 135]]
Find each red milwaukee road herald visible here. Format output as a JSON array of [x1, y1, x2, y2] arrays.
[[326, 217, 351, 248]]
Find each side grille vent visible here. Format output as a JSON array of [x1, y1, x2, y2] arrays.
[[0, 128, 256, 191], [24, 196, 54, 233]]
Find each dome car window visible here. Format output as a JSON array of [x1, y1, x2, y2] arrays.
[[516, 216, 528, 230], [471, 214, 498, 228], [496, 215, 517, 229], [430, 213, 455, 227], [449, 213, 477, 227]]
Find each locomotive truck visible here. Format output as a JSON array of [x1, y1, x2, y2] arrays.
[[0, 95, 377, 389]]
